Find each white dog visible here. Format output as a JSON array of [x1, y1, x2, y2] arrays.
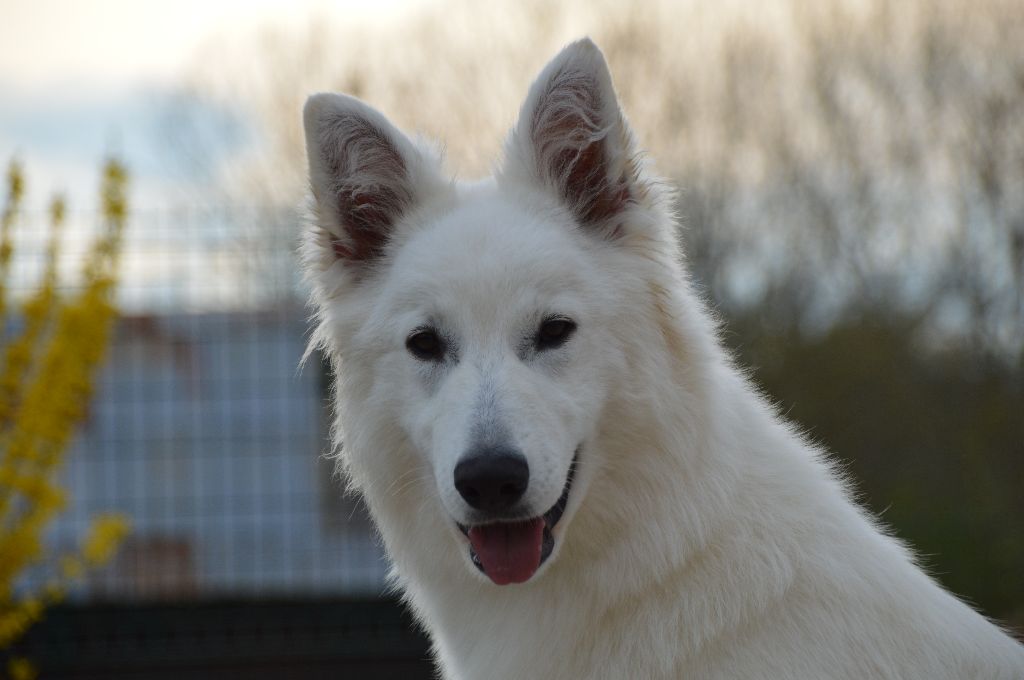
[[300, 39, 1024, 679]]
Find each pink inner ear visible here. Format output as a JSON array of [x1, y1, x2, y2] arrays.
[[532, 72, 632, 228], [556, 140, 631, 226], [331, 239, 354, 260], [333, 188, 398, 261], [319, 113, 411, 262]]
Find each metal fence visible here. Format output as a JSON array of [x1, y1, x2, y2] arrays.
[[13, 207, 391, 602]]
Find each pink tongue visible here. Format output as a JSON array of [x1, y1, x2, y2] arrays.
[[468, 518, 545, 585]]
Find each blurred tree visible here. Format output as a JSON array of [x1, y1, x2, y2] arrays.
[[0, 160, 131, 678], [731, 315, 1024, 629]]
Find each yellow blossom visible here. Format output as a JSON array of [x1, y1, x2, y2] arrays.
[[6, 657, 36, 680], [81, 514, 131, 566], [0, 160, 25, 325], [0, 158, 131, 656]]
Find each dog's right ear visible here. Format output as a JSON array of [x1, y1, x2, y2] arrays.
[[303, 93, 437, 264], [502, 38, 642, 239]]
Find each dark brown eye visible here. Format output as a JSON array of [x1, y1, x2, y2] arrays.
[[536, 317, 577, 350], [406, 328, 444, 361]]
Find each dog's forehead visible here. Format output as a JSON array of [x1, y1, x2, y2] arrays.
[[384, 189, 597, 314]]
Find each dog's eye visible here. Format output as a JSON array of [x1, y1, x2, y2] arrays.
[[406, 328, 444, 361], [536, 317, 577, 350]]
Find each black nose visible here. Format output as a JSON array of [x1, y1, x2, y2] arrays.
[[454, 448, 529, 512]]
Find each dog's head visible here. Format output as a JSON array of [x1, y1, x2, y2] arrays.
[[303, 39, 661, 585]]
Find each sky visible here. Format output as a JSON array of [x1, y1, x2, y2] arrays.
[[0, 0, 423, 209], [0, 0, 429, 310]]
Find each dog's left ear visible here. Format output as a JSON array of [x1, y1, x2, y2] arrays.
[[503, 38, 640, 237]]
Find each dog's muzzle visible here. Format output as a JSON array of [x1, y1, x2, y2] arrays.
[[457, 452, 577, 585]]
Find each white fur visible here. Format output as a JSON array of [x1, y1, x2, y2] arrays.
[[301, 38, 1024, 679]]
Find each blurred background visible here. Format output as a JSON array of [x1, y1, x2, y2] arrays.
[[2, 0, 1021, 676]]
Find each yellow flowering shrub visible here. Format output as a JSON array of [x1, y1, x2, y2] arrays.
[[0, 159, 131, 674]]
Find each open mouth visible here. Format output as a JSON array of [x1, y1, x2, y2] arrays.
[[457, 453, 577, 585]]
